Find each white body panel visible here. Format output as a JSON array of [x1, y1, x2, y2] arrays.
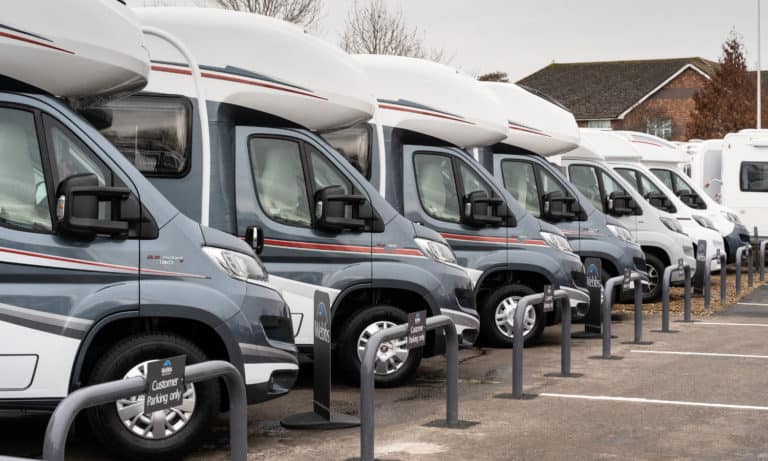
[[355, 55, 507, 148], [0, 0, 148, 99], [136, 8, 374, 131], [268, 275, 339, 346], [484, 82, 580, 156], [687, 140, 724, 201], [722, 130, 768, 236]]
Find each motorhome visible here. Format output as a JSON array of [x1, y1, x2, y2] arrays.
[[619, 132, 749, 263], [0, 2, 297, 460], [323, 55, 588, 346], [720, 130, 768, 238], [95, 8, 479, 387], [603, 131, 724, 272], [685, 139, 725, 202], [478, 82, 646, 296], [556, 131, 696, 301]]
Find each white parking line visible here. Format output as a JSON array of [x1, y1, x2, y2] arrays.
[[695, 322, 768, 327], [540, 393, 768, 411], [630, 350, 768, 359], [737, 302, 768, 307]]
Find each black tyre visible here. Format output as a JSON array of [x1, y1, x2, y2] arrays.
[[480, 284, 544, 347], [336, 305, 423, 387], [643, 253, 665, 302], [86, 333, 221, 461]]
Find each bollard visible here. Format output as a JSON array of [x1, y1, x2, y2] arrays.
[[736, 245, 751, 295], [720, 253, 727, 305], [683, 265, 692, 322], [704, 254, 720, 312], [510, 289, 572, 399], [360, 315, 459, 461], [760, 240, 768, 282], [600, 275, 624, 359], [632, 273, 646, 344], [749, 245, 755, 287], [661, 264, 688, 331]]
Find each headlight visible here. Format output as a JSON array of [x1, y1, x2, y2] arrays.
[[722, 211, 742, 225], [414, 238, 457, 264], [692, 215, 717, 231], [660, 217, 686, 235], [607, 224, 636, 243], [203, 246, 268, 282], [541, 231, 575, 254]]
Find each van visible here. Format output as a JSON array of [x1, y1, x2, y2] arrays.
[[556, 131, 696, 301], [721, 129, 768, 238], [321, 55, 588, 346], [0, 2, 297, 460], [95, 8, 479, 387], [478, 82, 646, 295]]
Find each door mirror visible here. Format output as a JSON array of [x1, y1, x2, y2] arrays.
[[461, 190, 506, 226], [55, 173, 131, 240], [542, 191, 577, 221], [606, 192, 636, 216], [645, 191, 676, 213], [314, 185, 368, 231], [245, 225, 265, 255]]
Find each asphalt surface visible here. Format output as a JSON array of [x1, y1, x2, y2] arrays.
[[3, 282, 768, 460]]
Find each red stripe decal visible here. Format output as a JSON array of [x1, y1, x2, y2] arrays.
[[0, 31, 73, 55], [152, 64, 193, 76], [378, 104, 475, 125], [632, 140, 665, 148], [508, 124, 551, 137], [0, 247, 205, 278], [441, 233, 547, 246], [264, 238, 422, 257]]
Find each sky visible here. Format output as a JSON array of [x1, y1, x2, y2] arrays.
[[128, 0, 765, 81]]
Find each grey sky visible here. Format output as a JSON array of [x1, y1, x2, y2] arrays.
[[129, 0, 763, 80]]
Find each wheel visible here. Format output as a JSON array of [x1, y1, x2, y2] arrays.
[[86, 333, 221, 461], [336, 305, 423, 388], [643, 253, 665, 302], [480, 284, 544, 347]]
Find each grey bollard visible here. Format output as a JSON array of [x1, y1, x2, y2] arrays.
[[41, 361, 248, 461], [661, 266, 678, 332], [360, 315, 458, 461], [704, 254, 720, 312], [631, 273, 646, 344], [561, 295, 572, 376], [683, 265, 692, 322], [720, 253, 727, 305], [601, 275, 624, 358], [760, 240, 768, 282], [749, 245, 755, 287], [736, 245, 751, 295]]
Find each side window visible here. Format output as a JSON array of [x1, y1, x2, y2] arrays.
[[539, 167, 569, 197], [99, 95, 191, 177], [569, 165, 603, 211], [616, 168, 639, 190], [307, 144, 352, 195], [320, 123, 371, 178], [0, 108, 52, 232], [652, 169, 675, 191], [600, 170, 629, 198], [501, 160, 540, 217], [414, 153, 460, 222], [249, 137, 311, 227], [637, 171, 663, 196], [458, 161, 491, 197], [739, 162, 768, 192]]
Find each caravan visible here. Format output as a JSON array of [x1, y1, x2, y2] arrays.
[[322, 55, 588, 346], [0, 2, 296, 459], [95, 8, 479, 387], [478, 82, 646, 297], [721, 129, 768, 238]]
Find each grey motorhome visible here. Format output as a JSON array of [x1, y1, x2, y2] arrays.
[[478, 82, 646, 297], [323, 55, 588, 346], [0, 2, 297, 460], [96, 8, 479, 387]]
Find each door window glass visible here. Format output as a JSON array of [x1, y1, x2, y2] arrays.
[[600, 170, 629, 197], [0, 108, 52, 232], [320, 123, 371, 178], [652, 169, 675, 191], [249, 137, 311, 227], [637, 170, 663, 195], [307, 144, 352, 195], [569, 165, 602, 211], [501, 160, 540, 216], [414, 153, 460, 222], [539, 167, 569, 197], [616, 168, 638, 189], [458, 162, 491, 197]]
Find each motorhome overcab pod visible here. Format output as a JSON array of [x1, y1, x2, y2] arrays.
[[97, 7, 479, 387], [478, 82, 646, 293], [324, 55, 588, 346], [1, 2, 297, 460], [556, 131, 696, 301]]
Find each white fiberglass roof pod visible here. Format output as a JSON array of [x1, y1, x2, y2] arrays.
[[135, 7, 375, 131], [559, 129, 642, 162], [354, 55, 508, 148], [483, 82, 580, 156], [0, 0, 149, 101], [611, 131, 690, 169]]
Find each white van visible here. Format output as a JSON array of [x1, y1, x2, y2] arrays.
[[556, 131, 696, 301], [721, 129, 768, 238]]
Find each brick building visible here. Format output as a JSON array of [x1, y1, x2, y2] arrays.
[[518, 57, 719, 141]]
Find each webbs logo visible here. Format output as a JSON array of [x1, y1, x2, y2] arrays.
[[315, 302, 331, 343]]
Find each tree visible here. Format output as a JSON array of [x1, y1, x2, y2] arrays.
[[214, 0, 323, 27], [478, 71, 510, 83], [687, 32, 756, 139], [340, 0, 447, 62], [143, 0, 208, 6]]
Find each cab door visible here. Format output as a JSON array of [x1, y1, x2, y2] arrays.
[[235, 127, 373, 346], [0, 103, 139, 399], [401, 145, 509, 272]]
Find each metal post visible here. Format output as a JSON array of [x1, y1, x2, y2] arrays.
[[683, 265, 692, 322], [360, 316, 458, 461], [720, 253, 727, 305], [561, 297, 571, 376], [40, 361, 247, 461], [736, 245, 749, 295], [661, 266, 675, 332], [748, 245, 755, 287], [633, 275, 643, 343], [760, 240, 768, 282], [704, 255, 718, 312], [600, 276, 624, 358]]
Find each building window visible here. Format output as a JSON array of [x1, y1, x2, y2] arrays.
[[587, 120, 611, 129], [647, 118, 672, 140]]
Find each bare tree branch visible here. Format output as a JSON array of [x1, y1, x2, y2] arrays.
[[142, 0, 208, 7], [340, 0, 448, 63], [214, 0, 323, 28]]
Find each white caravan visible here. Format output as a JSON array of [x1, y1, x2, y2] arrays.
[[556, 131, 696, 301], [721, 129, 768, 238]]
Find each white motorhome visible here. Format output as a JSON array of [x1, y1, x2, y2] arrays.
[[721, 129, 768, 238], [556, 131, 696, 301]]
